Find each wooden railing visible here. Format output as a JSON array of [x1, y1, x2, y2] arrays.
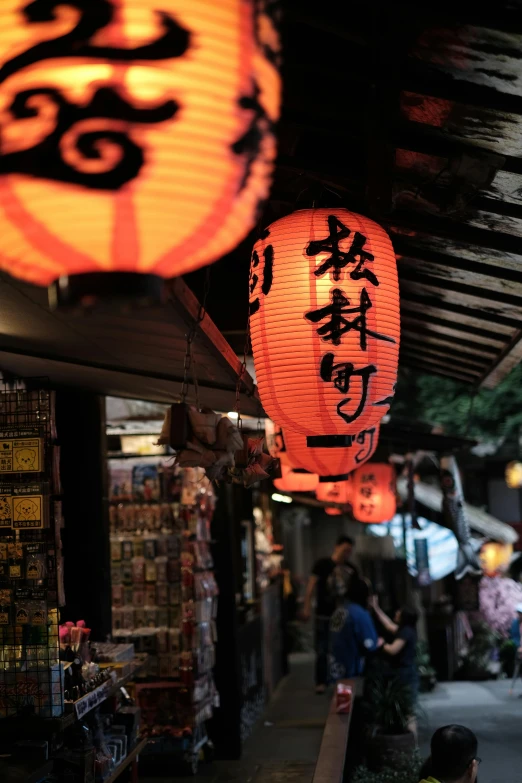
[[312, 678, 362, 783]]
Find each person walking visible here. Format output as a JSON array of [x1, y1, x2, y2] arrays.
[[302, 536, 357, 693], [509, 602, 522, 694], [419, 725, 480, 783], [329, 577, 379, 681]]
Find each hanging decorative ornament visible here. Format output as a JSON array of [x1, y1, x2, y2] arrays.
[[264, 419, 290, 466], [325, 506, 342, 516], [0, 1, 281, 305], [352, 463, 396, 523], [284, 424, 379, 480], [316, 480, 352, 505], [480, 542, 513, 577], [505, 461, 522, 489], [273, 465, 318, 493], [249, 209, 399, 437]]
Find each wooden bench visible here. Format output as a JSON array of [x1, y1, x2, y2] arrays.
[[312, 678, 362, 783]]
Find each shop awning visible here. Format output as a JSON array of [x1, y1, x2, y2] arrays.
[[368, 514, 459, 582], [0, 274, 259, 415], [397, 479, 518, 545]]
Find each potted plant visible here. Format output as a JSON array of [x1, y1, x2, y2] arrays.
[[353, 750, 422, 783], [499, 639, 517, 678], [364, 677, 416, 771], [416, 641, 437, 692]]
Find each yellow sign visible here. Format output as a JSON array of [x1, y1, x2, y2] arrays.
[[12, 495, 43, 529], [0, 438, 43, 473]]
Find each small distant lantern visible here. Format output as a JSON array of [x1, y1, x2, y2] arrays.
[[325, 507, 342, 516], [250, 209, 399, 438], [0, 1, 281, 304], [273, 465, 318, 493], [506, 462, 522, 489], [316, 480, 352, 505], [352, 463, 396, 523], [265, 419, 290, 466], [481, 542, 513, 577], [284, 424, 379, 480]]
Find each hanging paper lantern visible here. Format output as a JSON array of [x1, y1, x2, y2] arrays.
[[325, 506, 342, 516], [481, 542, 513, 577], [284, 424, 379, 480], [316, 480, 352, 505], [273, 465, 318, 493], [506, 462, 522, 489], [264, 419, 290, 466], [250, 209, 399, 438], [0, 1, 281, 302], [352, 463, 396, 524]]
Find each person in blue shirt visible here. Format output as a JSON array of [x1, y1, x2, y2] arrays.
[[509, 603, 522, 694], [329, 577, 379, 681]]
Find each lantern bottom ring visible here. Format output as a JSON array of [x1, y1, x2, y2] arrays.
[[49, 272, 165, 311], [318, 473, 350, 483], [307, 435, 355, 448]]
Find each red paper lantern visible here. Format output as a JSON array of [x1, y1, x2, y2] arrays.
[[250, 209, 399, 438], [316, 480, 352, 505], [352, 463, 396, 524], [325, 506, 342, 516], [284, 424, 379, 479], [265, 419, 290, 466], [273, 465, 318, 493], [0, 1, 281, 298]]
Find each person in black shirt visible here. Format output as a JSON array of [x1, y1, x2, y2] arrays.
[[302, 535, 357, 693], [371, 596, 419, 733]]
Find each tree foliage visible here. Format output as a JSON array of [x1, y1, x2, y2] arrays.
[[392, 362, 522, 441]]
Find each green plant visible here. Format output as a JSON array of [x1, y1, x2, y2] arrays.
[[458, 620, 501, 680], [499, 639, 517, 677], [353, 750, 422, 783], [416, 641, 437, 692], [364, 677, 415, 735]]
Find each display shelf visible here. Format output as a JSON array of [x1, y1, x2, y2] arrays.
[[63, 657, 148, 726], [102, 737, 148, 783]]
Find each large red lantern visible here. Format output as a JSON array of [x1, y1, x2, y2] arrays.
[[284, 424, 379, 479], [352, 463, 396, 524], [316, 480, 352, 505], [250, 209, 399, 438], [0, 1, 281, 300], [273, 465, 318, 493]]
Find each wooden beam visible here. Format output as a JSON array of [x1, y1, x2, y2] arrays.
[[398, 255, 522, 299], [404, 63, 522, 117], [400, 301, 513, 340], [399, 355, 478, 383], [394, 237, 522, 280], [388, 209, 522, 258], [399, 278, 522, 326], [400, 347, 483, 376], [401, 321, 499, 357], [480, 329, 522, 389], [401, 336, 491, 370], [168, 277, 258, 400]]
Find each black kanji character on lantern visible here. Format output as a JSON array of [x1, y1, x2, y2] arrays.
[[320, 353, 376, 424], [361, 473, 376, 484], [306, 215, 379, 286], [360, 486, 374, 499], [249, 227, 274, 316], [359, 503, 375, 515], [305, 288, 396, 348]]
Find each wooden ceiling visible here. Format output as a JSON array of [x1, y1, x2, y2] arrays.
[[197, 0, 522, 389]]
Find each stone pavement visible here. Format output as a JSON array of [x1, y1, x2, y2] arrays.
[[140, 653, 330, 782], [418, 678, 522, 783]]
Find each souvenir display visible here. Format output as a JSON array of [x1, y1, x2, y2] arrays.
[[109, 456, 219, 766]]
